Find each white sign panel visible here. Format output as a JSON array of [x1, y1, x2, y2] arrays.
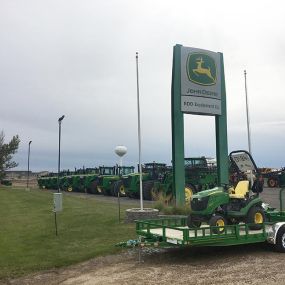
[[181, 46, 222, 115], [53, 193, 63, 212], [231, 153, 256, 172]]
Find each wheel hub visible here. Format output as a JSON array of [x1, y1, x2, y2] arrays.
[[216, 219, 225, 227], [119, 186, 126, 195], [185, 187, 193, 204], [254, 212, 263, 224]]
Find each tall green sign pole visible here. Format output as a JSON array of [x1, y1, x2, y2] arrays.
[[171, 44, 229, 206]]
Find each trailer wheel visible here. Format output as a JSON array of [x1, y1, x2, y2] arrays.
[[209, 215, 227, 234], [143, 181, 154, 200], [275, 226, 285, 253], [246, 206, 265, 230], [267, 178, 277, 188]]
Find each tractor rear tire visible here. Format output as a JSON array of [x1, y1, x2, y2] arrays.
[[113, 181, 126, 197], [209, 215, 227, 234], [267, 178, 277, 188], [185, 184, 196, 205], [275, 226, 285, 253], [246, 206, 265, 230], [88, 180, 99, 194], [151, 186, 160, 201], [143, 181, 154, 201], [102, 185, 112, 196]]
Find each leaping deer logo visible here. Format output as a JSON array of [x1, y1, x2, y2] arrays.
[[193, 57, 216, 83]]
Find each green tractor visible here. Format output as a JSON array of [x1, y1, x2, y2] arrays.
[[187, 150, 265, 233], [122, 162, 168, 199], [144, 158, 218, 204], [97, 166, 134, 196], [184, 157, 217, 193], [141, 163, 170, 201]]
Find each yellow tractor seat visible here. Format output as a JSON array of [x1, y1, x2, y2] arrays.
[[229, 180, 249, 199]]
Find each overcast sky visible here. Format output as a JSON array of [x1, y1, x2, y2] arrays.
[[1, 0, 285, 172]]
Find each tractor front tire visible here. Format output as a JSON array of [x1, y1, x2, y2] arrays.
[[209, 215, 227, 234], [246, 206, 265, 230], [187, 215, 201, 228]]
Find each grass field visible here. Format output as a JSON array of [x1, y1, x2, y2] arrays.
[[0, 187, 138, 279]]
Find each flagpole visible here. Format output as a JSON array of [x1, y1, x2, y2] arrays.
[[244, 70, 253, 186], [136, 52, 143, 211], [244, 70, 252, 154]]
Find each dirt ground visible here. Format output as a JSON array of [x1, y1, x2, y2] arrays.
[[3, 187, 285, 285], [4, 244, 285, 285]]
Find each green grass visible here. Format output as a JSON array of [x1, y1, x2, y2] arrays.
[[0, 187, 138, 279]]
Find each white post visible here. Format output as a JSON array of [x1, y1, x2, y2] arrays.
[[136, 52, 143, 211], [244, 70, 253, 186]]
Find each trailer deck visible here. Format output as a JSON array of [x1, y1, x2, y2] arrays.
[[136, 217, 271, 247]]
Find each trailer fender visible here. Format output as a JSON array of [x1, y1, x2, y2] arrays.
[[267, 222, 285, 245]]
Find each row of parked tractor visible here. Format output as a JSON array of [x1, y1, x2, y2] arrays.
[[37, 157, 218, 203]]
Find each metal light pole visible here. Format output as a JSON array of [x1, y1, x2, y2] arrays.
[[57, 115, 65, 193], [244, 70, 253, 186], [27, 140, 32, 189], [136, 52, 143, 211], [54, 115, 65, 236], [244, 70, 252, 154]]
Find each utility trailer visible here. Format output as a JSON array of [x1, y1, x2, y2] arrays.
[[135, 218, 285, 251], [119, 188, 285, 253]]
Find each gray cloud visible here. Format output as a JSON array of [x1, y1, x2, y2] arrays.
[[1, 0, 285, 171]]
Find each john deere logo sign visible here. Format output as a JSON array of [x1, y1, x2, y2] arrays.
[[180, 46, 222, 115], [187, 53, 217, 86]]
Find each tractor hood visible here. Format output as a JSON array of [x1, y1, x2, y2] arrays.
[[192, 186, 224, 199], [191, 186, 229, 214]]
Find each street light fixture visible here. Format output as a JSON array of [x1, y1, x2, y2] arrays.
[[27, 140, 32, 189], [57, 115, 65, 192]]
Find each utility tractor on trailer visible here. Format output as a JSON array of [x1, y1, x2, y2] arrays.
[[187, 150, 265, 233], [119, 187, 285, 253], [118, 150, 285, 253]]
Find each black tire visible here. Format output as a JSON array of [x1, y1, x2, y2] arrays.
[[209, 215, 227, 234], [246, 206, 266, 230], [143, 181, 154, 200], [267, 178, 277, 188], [151, 186, 160, 201], [102, 183, 113, 196], [113, 181, 126, 197], [275, 226, 285, 253], [88, 180, 99, 194], [187, 215, 201, 228]]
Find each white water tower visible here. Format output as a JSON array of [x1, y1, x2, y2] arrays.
[[115, 145, 127, 167]]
